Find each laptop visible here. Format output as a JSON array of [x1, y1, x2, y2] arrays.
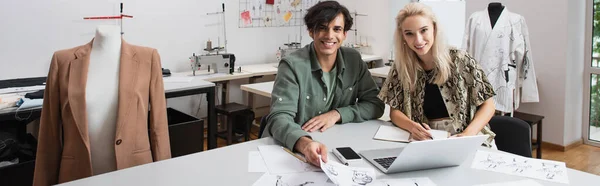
[[360, 135, 488, 173]]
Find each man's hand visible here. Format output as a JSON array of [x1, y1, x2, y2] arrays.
[[409, 122, 433, 141], [302, 110, 341, 132], [294, 137, 328, 167]]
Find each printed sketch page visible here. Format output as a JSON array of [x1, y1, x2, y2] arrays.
[[248, 151, 268, 172], [258, 145, 321, 174], [252, 172, 332, 186], [473, 179, 543, 186], [471, 150, 569, 184], [369, 177, 437, 186], [320, 158, 377, 186]]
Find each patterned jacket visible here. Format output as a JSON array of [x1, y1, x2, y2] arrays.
[[378, 48, 496, 146]]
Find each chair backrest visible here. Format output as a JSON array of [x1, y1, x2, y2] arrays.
[[489, 116, 532, 157], [258, 116, 268, 138]]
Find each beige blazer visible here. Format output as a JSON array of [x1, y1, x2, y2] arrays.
[[33, 40, 171, 186]]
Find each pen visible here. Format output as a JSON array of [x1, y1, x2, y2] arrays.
[[282, 147, 307, 163], [420, 123, 434, 140]]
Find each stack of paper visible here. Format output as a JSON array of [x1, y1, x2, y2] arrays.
[[320, 159, 377, 185], [257, 145, 320, 174], [471, 150, 569, 184], [473, 179, 543, 186], [252, 172, 332, 186], [250, 145, 439, 186], [373, 125, 449, 142], [369, 177, 437, 186], [247, 151, 267, 173]]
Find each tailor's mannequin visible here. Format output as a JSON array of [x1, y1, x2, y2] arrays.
[[86, 25, 121, 175], [488, 2, 505, 29]]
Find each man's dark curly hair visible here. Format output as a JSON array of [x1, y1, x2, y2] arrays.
[[304, 1, 353, 33]]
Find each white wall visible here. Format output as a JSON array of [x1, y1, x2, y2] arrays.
[[0, 0, 391, 119], [564, 0, 585, 146], [466, 0, 585, 146]]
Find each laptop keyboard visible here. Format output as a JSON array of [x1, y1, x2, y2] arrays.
[[373, 157, 397, 169]]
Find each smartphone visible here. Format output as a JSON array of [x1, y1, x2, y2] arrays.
[[333, 147, 362, 165]]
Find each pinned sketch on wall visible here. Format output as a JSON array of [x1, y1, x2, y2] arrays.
[[320, 158, 376, 185], [251, 172, 331, 186], [471, 150, 569, 184], [239, 0, 319, 27]]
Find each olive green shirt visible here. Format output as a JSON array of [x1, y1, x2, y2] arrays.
[[323, 67, 337, 110], [264, 42, 385, 150]]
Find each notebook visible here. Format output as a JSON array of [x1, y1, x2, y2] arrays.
[[373, 125, 450, 142]]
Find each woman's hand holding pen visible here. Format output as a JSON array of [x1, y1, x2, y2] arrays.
[[410, 122, 433, 141]]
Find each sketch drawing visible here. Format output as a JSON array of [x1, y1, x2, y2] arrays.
[[480, 154, 507, 169], [352, 171, 374, 185], [537, 162, 564, 180], [274, 175, 316, 186], [325, 164, 338, 176], [506, 158, 532, 173]]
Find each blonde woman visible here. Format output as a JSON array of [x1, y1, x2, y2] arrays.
[[378, 2, 497, 147]]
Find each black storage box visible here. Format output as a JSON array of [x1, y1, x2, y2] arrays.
[[0, 133, 37, 186], [166, 108, 204, 157]]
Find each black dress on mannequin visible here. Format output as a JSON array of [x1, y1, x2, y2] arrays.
[[488, 2, 505, 29]]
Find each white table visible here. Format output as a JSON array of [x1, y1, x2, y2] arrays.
[[240, 81, 391, 121], [0, 74, 220, 149], [56, 120, 600, 186], [369, 66, 391, 79], [361, 54, 383, 62], [239, 81, 274, 98], [239, 63, 279, 76]]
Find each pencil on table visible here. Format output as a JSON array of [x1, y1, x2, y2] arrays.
[[282, 147, 307, 163]]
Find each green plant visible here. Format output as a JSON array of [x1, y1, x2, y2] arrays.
[[591, 0, 600, 127]]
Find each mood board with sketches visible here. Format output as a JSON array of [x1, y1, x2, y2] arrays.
[[239, 0, 319, 27]]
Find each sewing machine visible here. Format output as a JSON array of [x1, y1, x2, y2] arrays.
[[278, 42, 301, 60], [190, 52, 236, 75]]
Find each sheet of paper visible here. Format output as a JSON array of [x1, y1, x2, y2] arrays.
[[369, 177, 437, 186], [320, 158, 377, 186], [162, 77, 193, 83], [373, 125, 411, 142], [472, 179, 543, 186], [471, 150, 569, 184], [258, 145, 320, 174], [429, 130, 450, 139], [248, 151, 267, 173], [409, 129, 450, 141], [374, 125, 450, 142], [0, 85, 45, 94], [252, 172, 332, 186]]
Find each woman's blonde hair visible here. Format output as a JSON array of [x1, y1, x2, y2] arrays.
[[394, 2, 452, 91]]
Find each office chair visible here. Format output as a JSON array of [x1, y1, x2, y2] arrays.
[[488, 115, 533, 157], [258, 116, 268, 138]]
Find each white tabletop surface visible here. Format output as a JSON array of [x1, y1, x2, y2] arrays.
[[240, 81, 274, 98], [163, 73, 216, 93], [239, 63, 279, 77], [361, 54, 383, 62], [56, 120, 600, 186], [240, 80, 391, 121], [369, 66, 391, 78], [0, 74, 216, 115]]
